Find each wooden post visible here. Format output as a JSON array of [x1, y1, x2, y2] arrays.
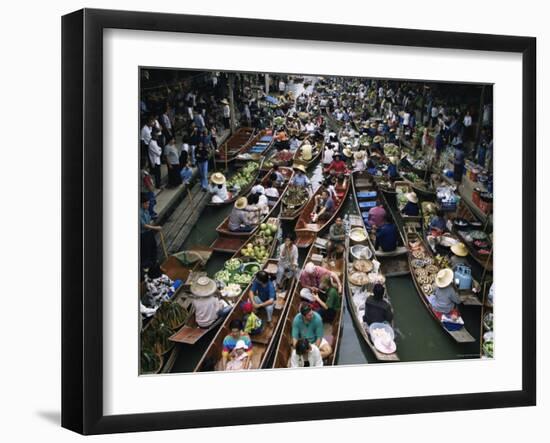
[[159, 231, 168, 259], [228, 73, 236, 135]]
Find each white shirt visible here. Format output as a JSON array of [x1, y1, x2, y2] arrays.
[[322, 147, 334, 165], [257, 194, 269, 215], [265, 187, 279, 198], [141, 125, 152, 145], [431, 106, 439, 118], [209, 184, 229, 202], [192, 296, 221, 328], [403, 112, 411, 126], [278, 80, 286, 92], [161, 113, 172, 130], [223, 104, 230, 118], [148, 140, 162, 166], [463, 115, 472, 127], [305, 122, 315, 133], [290, 345, 323, 368]]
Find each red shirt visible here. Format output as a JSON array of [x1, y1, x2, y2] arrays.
[[325, 160, 348, 175]]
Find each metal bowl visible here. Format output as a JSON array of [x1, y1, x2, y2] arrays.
[[350, 244, 373, 260]]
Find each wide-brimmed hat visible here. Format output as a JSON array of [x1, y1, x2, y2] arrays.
[[235, 197, 248, 209], [293, 164, 307, 174], [451, 242, 469, 257], [220, 98, 229, 105], [370, 323, 396, 354], [406, 192, 418, 203], [435, 268, 454, 288], [354, 151, 365, 160], [388, 156, 398, 165], [342, 148, 353, 158], [373, 135, 383, 144], [210, 172, 226, 185], [190, 276, 217, 297], [373, 334, 396, 354]]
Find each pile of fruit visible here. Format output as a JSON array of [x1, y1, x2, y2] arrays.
[[403, 172, 424, 184], [240, 223, 278, 263], [214, 257, 256, 287], [227, 161, 259, 190], [383, 143, 399, 156]]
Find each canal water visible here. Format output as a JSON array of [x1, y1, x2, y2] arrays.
[[170, 158, 481, 373]]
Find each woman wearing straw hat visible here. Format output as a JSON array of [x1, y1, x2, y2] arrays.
[[401, 192, 420, 216], [228, 197, 255, 232], [428, 268, 462, 316], [449, 242, 469, 269], [290, 164, 312, 194], [324, 152, 349, 176], [190, 276, 230, 328], [208, 172, 229, 203], [352, 150, 367, 172]]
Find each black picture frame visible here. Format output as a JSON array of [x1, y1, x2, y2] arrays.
[[62, 8, 536, 435]]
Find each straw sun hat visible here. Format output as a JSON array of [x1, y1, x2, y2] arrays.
[[342, 148, 353, 158], [435, 268, 454, 288], [373, 135, 384, 143], [220, 98, 229, 105], [406, 192, 418, 203], [451, 242, 469, 257], [210, 172, 226, 185], [235, 197, 248, 209], [354, 151, 365, 160], [190, 276, 217, 297], [293, 164, 307, 174]]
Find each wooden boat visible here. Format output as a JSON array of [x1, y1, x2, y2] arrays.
[[351, 171, 409, 277], [406, 231, 476, 343], [272, 236, 346, 368], [450, 200, 493, 273], [345, 237, 400, 362], [140, 247, 213, 373], [292, 139, 323, 169], [215, 127, 256, 163], [399, 169, 436, 199], [295, 178, 350, 248], [211, 166, 293, 252], [235, 129, 275, 162], [194, 258, 297, 371], [206, 158, 265, 208]]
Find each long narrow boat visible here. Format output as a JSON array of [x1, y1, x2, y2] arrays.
[[194, 258, 297, 372], [206, 158, 265, 208], [393, 180, 423, 237], [345, 235, 400, 361], [450, 200, 493, 272], [215, 127, 256, 163], [235, 129, 274, 162], [351, 171, 409, 277], [211, 167, 293, 252], [294, 179, 350, 248], [272, 236, 345, 368], [406, 231, 476, 343], [292, 139, 323, 169]]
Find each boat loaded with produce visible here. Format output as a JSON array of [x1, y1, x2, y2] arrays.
[[206, 159, 264, 207]]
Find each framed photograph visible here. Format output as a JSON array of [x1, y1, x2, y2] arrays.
[[62, 8, 536, 435]]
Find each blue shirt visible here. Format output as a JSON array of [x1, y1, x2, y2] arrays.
[[250, 279, 275, 303], [387, 164, 398, 179], [140, 207, 151, 234], [435, 134, 444, 152], [291, 311, 324, 344], [429, 216, 446, 231], [375, 223, 399, 252], [402, 201, 419, 216], [291, 173, 310, 188]]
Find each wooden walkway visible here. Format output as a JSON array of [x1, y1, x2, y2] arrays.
[[157, 182, 210, 258]]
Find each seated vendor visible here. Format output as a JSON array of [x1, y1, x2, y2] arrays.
[[374, 214, 399, 252], [221, 319, 252, 370], [208, 172, 229, 203], [228, 197, 255, 232], [428, 268, 462, 316], [292, 304, 332, 359], [311, 189, 335, 223], [324, 152, 349, 176], [363, 283, 393, 326], [401, 192, 420, 216], [327, 217, 345, 259]]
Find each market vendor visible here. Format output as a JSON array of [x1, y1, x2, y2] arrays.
[[271, 164, 285, 185], [326, 217, 346, 259], [291, 304, 332, 359], [228, 197, 255, 232], [449, 242, 469, 269], [276, 233, 299, 290], [367, 202, 387, 229], [208, 172, 229, 203], [248, 270, 276, 324], [300, 262, 342, 294], [290, 339, 323, 368], [386, 156, 399, 179], [324, 152, 349, 176], [275, 129, 289, 151], [299, 140, 313, 161], [190, 277, 231, 329], [428, 268, 462, 315], [352, 150, 367, 172], [311, 189, 335, 223], [401, 192, 420, 216], [290, 164, 312, 194], [374, 213, 399, 252], [363, 283, 394, 326]]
